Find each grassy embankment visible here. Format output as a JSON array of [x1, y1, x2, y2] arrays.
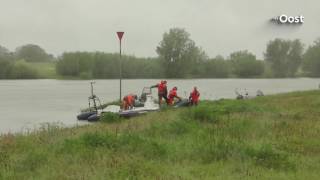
[[1, 90, 320, 179]]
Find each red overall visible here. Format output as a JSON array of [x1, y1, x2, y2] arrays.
[[190, 89, 200, 105], [157, 81, 168, 104], [168, 89, 178, 105], [123, 95, 134, 110]]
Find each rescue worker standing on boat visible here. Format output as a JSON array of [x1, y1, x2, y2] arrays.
[[151, 80, 168, 105], [122, 94, 137, 110], [189, 86, 200, 106], [167, 87, 182, 105]]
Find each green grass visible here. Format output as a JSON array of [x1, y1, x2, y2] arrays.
[[1, 90, 320, 179]]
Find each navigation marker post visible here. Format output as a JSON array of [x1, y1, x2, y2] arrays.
[[116, 32, 124, 103]]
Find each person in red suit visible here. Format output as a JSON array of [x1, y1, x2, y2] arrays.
[[189, 87, 200, 106], [122, 94, 137, 110], [151, 80, 168, 105], [167, 87, 181, 105]]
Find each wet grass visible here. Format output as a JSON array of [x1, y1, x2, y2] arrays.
[[1, 90, 320, 179]]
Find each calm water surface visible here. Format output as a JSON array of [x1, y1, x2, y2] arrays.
[[0, 79, 319, 133]]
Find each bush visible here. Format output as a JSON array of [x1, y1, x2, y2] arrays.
[[119, 134, 168, 159], [230, 50, 264, 77], [63, 132, 168, 160], [217, 99, 261, 113], [245, 144, 295, 170], [192, 106, 217, 122], [184, 103, 226, 123], [0, 60, 13, 79], [8, 60, 39, 79], [79, 72, 92, 79], [302, 39, 320, 77], [15, 150, 48, 172], [81, 132, 118, 149], [100, 112, 122, 123], [143, 119, 198, 139], [197, 138, 238, 162]]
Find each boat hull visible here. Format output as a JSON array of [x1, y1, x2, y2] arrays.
[[77, 111, 96, 120]]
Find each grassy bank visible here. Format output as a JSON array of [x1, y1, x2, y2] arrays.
[[1, 91, 320, 179]]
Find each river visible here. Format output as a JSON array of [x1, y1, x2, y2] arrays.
[[0, 79, 319, 134]]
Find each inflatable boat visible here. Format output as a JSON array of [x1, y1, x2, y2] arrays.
[[77, 86, 160, 121]]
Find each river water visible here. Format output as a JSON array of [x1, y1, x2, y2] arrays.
[[0, 79, 319, 134]]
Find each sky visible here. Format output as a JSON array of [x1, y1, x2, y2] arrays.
[[0, 0, 319, 59]]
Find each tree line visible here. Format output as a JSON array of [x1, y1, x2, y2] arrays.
[[0, 44, 55, 79], [56, 52, 163, 79], [1, 28, 320, 79]]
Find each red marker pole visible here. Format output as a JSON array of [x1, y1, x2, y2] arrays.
[[117, 32, 124, 103]]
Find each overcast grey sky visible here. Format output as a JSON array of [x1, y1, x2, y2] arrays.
[[0, 0, 319, 58]]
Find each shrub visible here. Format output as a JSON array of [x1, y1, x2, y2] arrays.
[[100, 112, 122, 123], [217, 99, 261, 114], [15, 150, 48, 172], [245, 144, 295, 170], [81, 132, 117, 149], [60, 138, 83, 154], [9, 60, 39, 79], [0, 60, 13, 79], [119, 134, 168, 159], [79, 72, 92, 79], [200, 138, 236, 162], [184, 104, 226, 123]]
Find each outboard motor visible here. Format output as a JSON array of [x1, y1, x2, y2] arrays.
[[244, 89, 249, 98], [77, 82, 102, 121], [256, 89, 264, 96], [236, 94, 244, 100], [88, 82, 102, 112], [235, 89, 244, 100]]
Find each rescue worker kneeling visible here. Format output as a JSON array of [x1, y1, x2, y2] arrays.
[[122, 94, 137, 110], [189, 86, 200, 106], [167, 87, 182, 105]]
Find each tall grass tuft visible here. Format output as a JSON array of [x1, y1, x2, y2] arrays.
[[245, 144, 295, 171], [100, 112, 122, 123]]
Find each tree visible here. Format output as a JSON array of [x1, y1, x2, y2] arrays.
[[156, 28, 207, 78], [92, 52, 119, 79], [302, 39, 320, 77], [0, 60, 13, 79], [0, 45, 13, 61], [9, 60, 38, 79], [202, 55, 230, 78], [264, 39, 303, 77], [230, 50, 264, 77], [56, 52, 164, 79], [15, 44, 53, 62], [56, 53, 82, 76]]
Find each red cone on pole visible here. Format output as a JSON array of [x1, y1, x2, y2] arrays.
[[116, 31, 124, 103], [117, 32, 124, 40]]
